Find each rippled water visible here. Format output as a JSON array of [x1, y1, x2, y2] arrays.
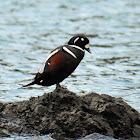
[[0, 0, 140, 139]]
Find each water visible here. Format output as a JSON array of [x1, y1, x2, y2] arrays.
[[0, 0, 140, 139]]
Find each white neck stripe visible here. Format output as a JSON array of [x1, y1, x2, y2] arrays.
[[63, 47, 77, 58], [69, 45, 84, 52]]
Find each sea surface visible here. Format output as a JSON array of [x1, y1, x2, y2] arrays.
[[0, 0, 140, 139]]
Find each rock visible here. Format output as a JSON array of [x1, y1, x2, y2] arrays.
[[0, 87, 140, 139]]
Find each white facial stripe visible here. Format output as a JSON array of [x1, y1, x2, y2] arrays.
[[38, 49, 60, 74], [81, 38, 84, 41], [69, 45, 84, 52], [74, 37, 79, 44], [63, 47, 77, 58], [85, 44, 89, 49]]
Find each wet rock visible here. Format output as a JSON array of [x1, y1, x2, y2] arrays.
[[0, 87, 140, 139]]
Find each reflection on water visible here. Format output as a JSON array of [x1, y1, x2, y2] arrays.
[[0, 0, 140, 121]]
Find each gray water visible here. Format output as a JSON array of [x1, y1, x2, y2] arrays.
[[0, 0, 140, 139]]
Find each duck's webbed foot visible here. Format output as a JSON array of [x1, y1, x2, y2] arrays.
[[56, 83, 61, 89]]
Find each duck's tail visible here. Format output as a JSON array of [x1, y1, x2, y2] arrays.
[[23, 81, 36, 87]]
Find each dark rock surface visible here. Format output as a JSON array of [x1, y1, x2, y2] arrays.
[[0, 87, 140, 139]]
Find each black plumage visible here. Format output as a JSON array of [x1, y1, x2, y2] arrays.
[[23, 35, 91, 88]]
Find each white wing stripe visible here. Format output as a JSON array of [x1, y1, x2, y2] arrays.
[[69, 45, 84, 52], [39, 63, 46, 74], [38, 49, 60, 74], [63, 47, 77, 58]]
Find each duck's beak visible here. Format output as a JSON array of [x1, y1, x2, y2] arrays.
[[85, 44, 91, 54], [86, 48, 91, 53]]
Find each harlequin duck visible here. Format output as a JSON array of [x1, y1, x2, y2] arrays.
[[23, 35, 91, 88]]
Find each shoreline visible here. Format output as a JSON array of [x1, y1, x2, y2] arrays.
[[0, 87, 140, 139]]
